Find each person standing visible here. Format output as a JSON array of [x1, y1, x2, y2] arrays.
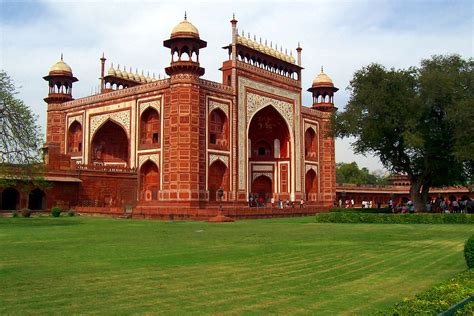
[[300, 199, 304, 208]]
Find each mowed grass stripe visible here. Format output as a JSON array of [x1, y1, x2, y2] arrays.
[[204, 243, 445, 314], [0, 232, 460, 314], [0, 217, 472, 314], [149, 239, 455, 313]]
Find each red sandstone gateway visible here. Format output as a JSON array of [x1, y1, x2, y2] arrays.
[[1, 15, 339, 219]]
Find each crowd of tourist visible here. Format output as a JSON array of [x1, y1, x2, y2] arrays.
[[248, 195, 305, 209], [337, 196, 473, 213]]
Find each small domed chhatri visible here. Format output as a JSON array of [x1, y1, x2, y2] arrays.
[[48, 54, 73, 76], [312, 67, 334, 87], [170, 12, 200, 39]]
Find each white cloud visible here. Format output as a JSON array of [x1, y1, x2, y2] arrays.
[[1, 0, 472, 171]]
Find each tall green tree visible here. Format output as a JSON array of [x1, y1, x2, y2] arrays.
[[336, 162, 388, 185], [0, 70, 42, 164], [334, 55, 473, 210]]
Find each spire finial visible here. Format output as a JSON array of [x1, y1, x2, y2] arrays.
[[321, 66, 324, 73], [102, 52, 104, 58], [233, 13, 235, 20], [60, 53, 63, 61], [184, 11, 187, 20], [297, 42, 301, 48]]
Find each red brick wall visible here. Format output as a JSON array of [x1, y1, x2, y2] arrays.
[[161, 80, 206, 203]]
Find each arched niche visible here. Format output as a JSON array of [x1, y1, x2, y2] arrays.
[[1, 188, 19, 210], [208, 160, 228, 202], [140, 107, 160, 149], [28, 188, 46, 210], [304, 127, 317, 160], [209, 108, 228, 150], [305, 169, 318, 201], [251, 175, 273, 200], [140, 160, 159, 201], [68, 121, 83, 156], [91, 120, 129, 166]]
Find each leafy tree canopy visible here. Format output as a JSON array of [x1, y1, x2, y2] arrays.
[[336, 162, 388, 185], [0, 70, 42, 164], [333, 54, 473, 209]]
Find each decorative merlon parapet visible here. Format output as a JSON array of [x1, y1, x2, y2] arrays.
[[61, 79, 171, 109], [198, 78, 234, 94]]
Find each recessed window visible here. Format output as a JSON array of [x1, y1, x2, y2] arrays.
[[210, 134, 216, 144]]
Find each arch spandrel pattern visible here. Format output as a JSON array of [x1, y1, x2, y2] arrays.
[[305, 163, 318, 173], [139, 100, 161, 117], [67, 115, 83, 129], [247, 93, 293, 128], [90, 110, 131, 138], [209, 100, 229, 118], [138, 153, 160, 169], [304, 122, 318, 135], [252, 172, 273, 182], [209, 154, 229, 168]]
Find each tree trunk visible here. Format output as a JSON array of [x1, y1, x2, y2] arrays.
[[409, 179, 426, 212]]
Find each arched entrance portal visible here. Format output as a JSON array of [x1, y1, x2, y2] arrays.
[[28, 188, 46, 210], [252, 175, 272, 200], [140, 161, 159, 201], [208, 160, 228, 202], [248, 105, 291, 197], [305, 169, 318, 201], [1, 188, 19, 210], [91, 120, 129, 166]]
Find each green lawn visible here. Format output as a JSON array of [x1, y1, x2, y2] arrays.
[[0, 216, 472, 315]]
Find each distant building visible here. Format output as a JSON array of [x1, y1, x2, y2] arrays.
[[336, 175, 472, 208], [0, 16, 339, 218]]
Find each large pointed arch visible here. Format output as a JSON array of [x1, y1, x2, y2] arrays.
[[91, 120, 129, 166], [248, 105, 291, 159]]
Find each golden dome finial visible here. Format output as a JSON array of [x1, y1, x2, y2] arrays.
[[321, 66, 324, 73], [60, 53, 63, 61], [184, 11, 187, 20]]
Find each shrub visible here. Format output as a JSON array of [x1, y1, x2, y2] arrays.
[[67, 210, 76, 217], [465, 235, 474, 269], [51, 207, 62, 217], [315, 212, 474, 224], [21, 208, 32, 218], [383, 270, 474, 314], [12, 210, 19, 218], [330, 207, 392, 214]]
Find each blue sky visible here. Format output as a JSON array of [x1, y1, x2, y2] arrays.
[[1, 0, 472, 171]]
